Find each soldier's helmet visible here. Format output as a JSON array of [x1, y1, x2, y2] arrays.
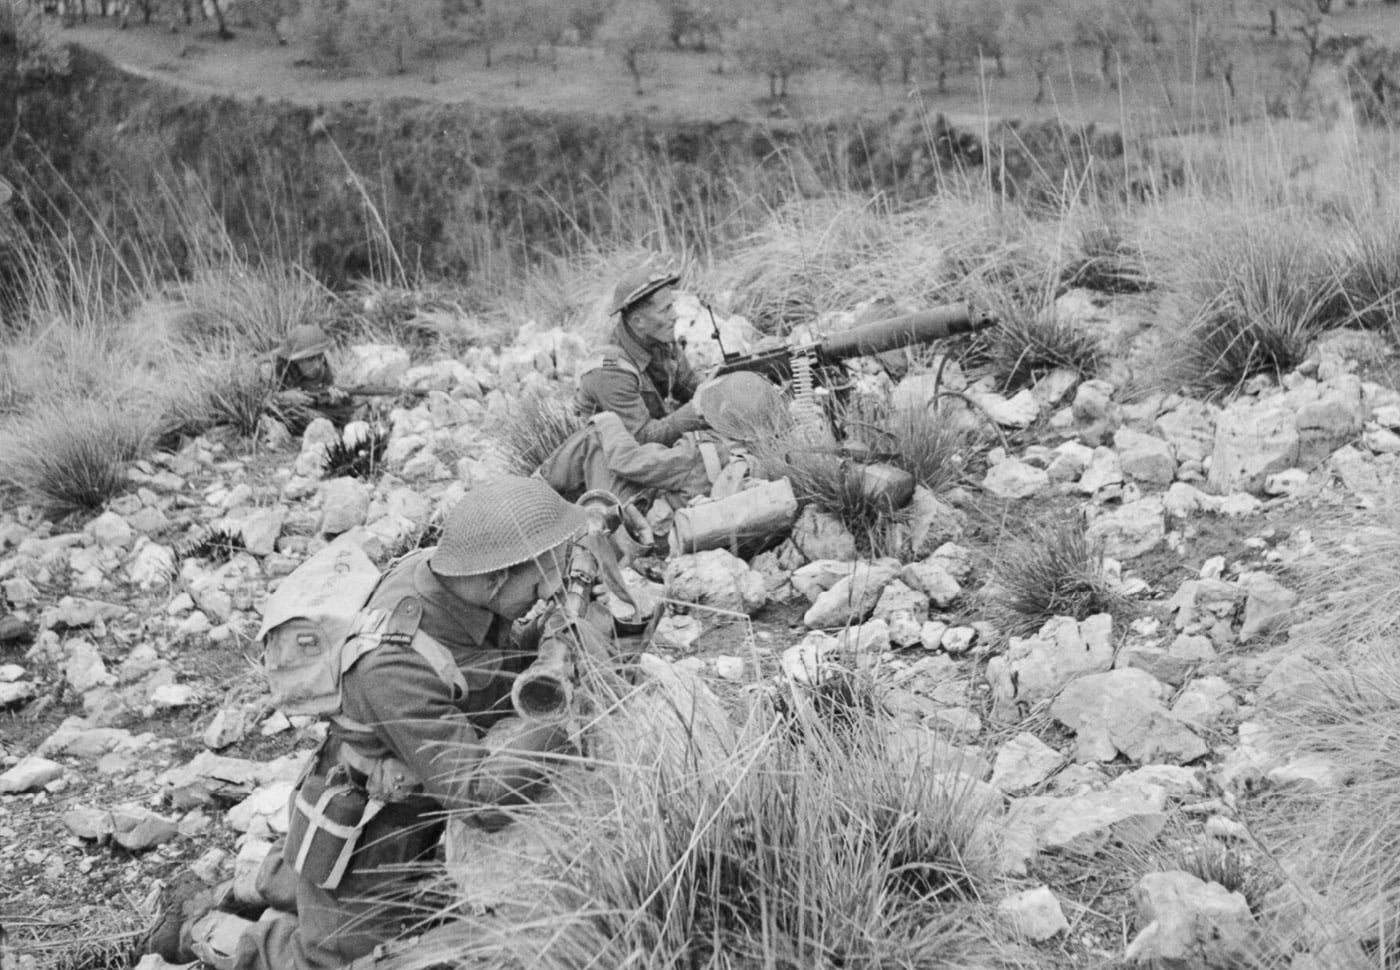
[[610, 262, 682, 317], [273, 324, 333, 362], [696, 372, 794, 445], [430, 477, 589, 577]]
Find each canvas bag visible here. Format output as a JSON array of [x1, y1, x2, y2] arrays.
[[257, 536, 384, 719]]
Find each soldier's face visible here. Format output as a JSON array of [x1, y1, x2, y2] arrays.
[[295, 355, 329, 381], [629, 287, 677, 348], [492, 547, 567, 619]]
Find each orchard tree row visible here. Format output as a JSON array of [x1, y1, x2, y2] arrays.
[[82, 0, 1361, 97]]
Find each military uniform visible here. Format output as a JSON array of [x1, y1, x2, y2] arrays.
[[574, 323, 705, 446], [184, 480, 591, 970], [540, 412, 738, 510], [270, 324, 356, 429]]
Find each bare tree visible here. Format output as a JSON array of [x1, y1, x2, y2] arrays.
[[598, 0, 669, 94], [728, 0, 822, 98]]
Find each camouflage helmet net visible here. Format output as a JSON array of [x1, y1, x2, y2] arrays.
[[274, 324, 333, 362], [696, 372, 794, 444], [430, 477, 589, 577]]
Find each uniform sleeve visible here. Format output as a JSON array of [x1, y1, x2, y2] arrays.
[[339, 648, 483, 808], [578, 364, 702, 446]]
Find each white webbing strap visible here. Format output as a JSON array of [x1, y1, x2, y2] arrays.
[[698, 441, 724, 484], [292, 784, 385, 890]]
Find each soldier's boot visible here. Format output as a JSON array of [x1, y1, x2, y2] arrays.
[[184, 911, 255, 970], [141, 874, 218, 964]]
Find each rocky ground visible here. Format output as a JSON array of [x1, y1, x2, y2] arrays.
[[2, 288, 1399, 969]]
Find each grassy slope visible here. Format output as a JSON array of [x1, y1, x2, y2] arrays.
[[9, 5, 1400, 969]]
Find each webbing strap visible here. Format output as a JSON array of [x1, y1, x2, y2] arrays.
[[698, 441, 724, 484], [292, 784, 385, 890]]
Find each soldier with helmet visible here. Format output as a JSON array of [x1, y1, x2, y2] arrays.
[[270, 323, 354, 429], [574, 261, 708, 445], [155, 478, 603, 970]]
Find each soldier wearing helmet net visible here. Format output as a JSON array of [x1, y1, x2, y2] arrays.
[[151, 478, 608, 970], [573, 261, 708, 445], [270, 323, 355, 430]]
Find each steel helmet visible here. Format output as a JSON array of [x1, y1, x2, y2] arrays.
[[430, 477, 589, 577], [610, 262, 682, 317], [273, 324, 333, 362], [696, 372, 793, 444]]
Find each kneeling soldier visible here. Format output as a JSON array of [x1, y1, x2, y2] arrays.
[[162, 478, 597, 970]]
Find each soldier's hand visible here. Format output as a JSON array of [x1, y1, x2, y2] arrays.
[[274, 389, 313, 408], [324, 387, 351, 405]]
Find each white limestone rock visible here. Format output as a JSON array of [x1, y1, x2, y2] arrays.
[[318, 477, 373, 537], [1209, 377, 1365, 494], [802, 559, 902, 629], [664, 549, 767, 615], [1050, 668, 1208, 765], [1237, 572, 1297, 642], [1086, 496, 1166, 559], [1115, 427, 1177, 485], [790, 506, 858, 562], [1124, 871, 1262, 969], [999, 885, 1070, 942], [983, 458, 1050, 499], [0, 755, 65, 793], [987, 614, 1115, 721], [990, 733, 1066, 794]]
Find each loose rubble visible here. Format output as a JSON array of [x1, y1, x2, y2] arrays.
[[4, 305, 1398, 968]]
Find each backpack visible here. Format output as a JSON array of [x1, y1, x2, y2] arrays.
[[258, 537, 386, 719], [259, 537, 469, 721]]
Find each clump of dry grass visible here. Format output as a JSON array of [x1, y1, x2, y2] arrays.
[[1166, 839, 1278, 916], [982, 513, 1127, 641], [165, 262, 334, 355], [412, 671, 1003, 970], [1337, 208, 1400, 334], [163, 354, 278, 439], [982, 300, 1104, 392], [1254, 644, 1400, 967], [0, 397, 157, 511], [1164, 217, 1346, 398], [707, 192, 1045, 336], [1059, 218, 1153, 295], [491, 390, 586, 477]]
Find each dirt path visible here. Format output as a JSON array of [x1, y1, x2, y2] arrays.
[[64, 21, 1139, 127]]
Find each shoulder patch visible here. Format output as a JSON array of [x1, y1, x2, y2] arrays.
[[578, 344, 641, 379]]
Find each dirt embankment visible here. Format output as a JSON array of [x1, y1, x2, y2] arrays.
[[2, 44, 1127, 286]]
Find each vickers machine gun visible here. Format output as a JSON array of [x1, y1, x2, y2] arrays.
[[712, 301, 996, 402]]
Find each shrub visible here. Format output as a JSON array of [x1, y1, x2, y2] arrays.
[[757, 441, 908, 555], [168, 263, 335, 356], [0, 399, 156, 511], [322, 424, 391, 479], [1166, 839, 1277, 915], [1060, 219, 1153, 295], [176, 525, 248, 565], [1256, 645, 1400, 964], [845, 393, 985, 494], [165, 356, 277, 439], [491, 391, 585, 477], [414, 675, 1002, 970], [982, 301, 1103, 392], [1170, 226, 1345, 397], [1338, 212, 1400, 334], [982, 513, 1127, 640]]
